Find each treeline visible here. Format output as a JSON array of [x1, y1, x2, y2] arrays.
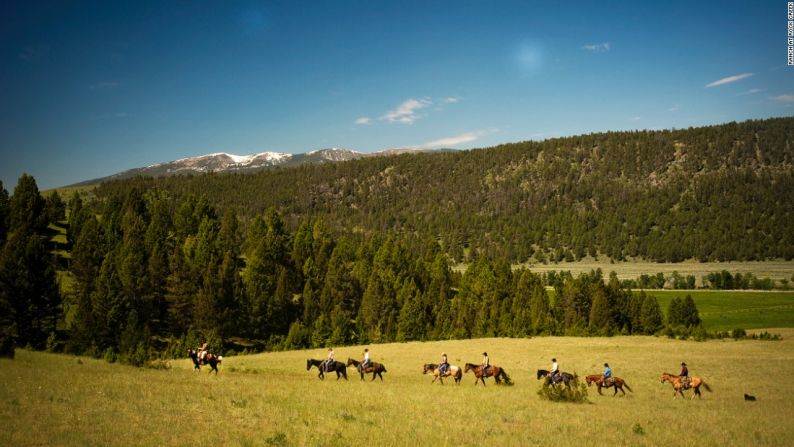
[[0, 174, 707, 364], [94, 117, 794, 263]]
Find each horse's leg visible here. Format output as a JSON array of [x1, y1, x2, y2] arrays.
[[597, 384, 603, 395]]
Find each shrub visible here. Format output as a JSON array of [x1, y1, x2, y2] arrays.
[[0, 334, 15, 359], [537, 375, 588, 403], [732, 328, 747, 339], [103, 347, 117, 363]]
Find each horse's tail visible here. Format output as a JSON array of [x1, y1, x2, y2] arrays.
[[382, 365, 387, 372], [623, 381, 633, 392], [702, 381, 712, 392], [500, 369, 514, 386]]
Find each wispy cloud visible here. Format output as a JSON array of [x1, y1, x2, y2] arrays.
[[354, 117, 372, 125], [667, 105, 680, 112], [582, 42, 610, 52], [770, 94, 794, 103], [423, 128, 497, 149], [381, 98, 432, 124], [705, 73, 753, 88], [441, 97, 460, 104], [629, 116, 642, 121], [737, 88, 763, 96]]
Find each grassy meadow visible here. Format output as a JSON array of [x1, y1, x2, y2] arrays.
[[649, 290, 794, 331], [3, 331, 794, 446]]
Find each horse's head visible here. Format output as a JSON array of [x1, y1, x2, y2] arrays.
[[661, 373, 674, 383], [464, 363, 473, 372], [423, 364, 431, 374], [346, 358, 356, 367], [536, 369, 548, 380], [307, 359, 313, 371], [585, 375, 594, 385]]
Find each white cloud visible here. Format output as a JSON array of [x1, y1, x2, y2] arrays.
[[423, 128, 497, 149], [441, 97, 460, 104], [705, 73, 753, 88], [583, 42, 610, 52], [770, 94, 794, 103], [381, 98, 432, 124], [667, 105, 680, 112], [354, 117, 372, 125], [629, 116, 642, 121], [737, 88, 763, 96]]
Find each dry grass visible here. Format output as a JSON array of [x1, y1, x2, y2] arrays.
[[2, 331, 794, 446]]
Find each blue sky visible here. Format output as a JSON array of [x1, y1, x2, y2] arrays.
[[1, 1, 792, 189]]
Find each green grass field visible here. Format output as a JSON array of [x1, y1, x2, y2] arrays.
[[2, 331, 794, 446], [648, 290, 794, 331]]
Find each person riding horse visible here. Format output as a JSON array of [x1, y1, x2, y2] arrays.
[[439, 353, 449, 377], [197, 342, 209, 363], [324, 348, 335, 372], [361, 348, 370, 372], [482, 352, 490, 376], [550, 358, 559, 384], [680, 362, 690, 389], [603, 362, 613, 386]]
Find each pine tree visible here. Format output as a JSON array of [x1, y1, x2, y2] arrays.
[[681, 294, 701, 327], [667, 297, 684, 326], [639, 294, 664, 334], [396, 279, 422, 341], [588, 287, 611, 334]]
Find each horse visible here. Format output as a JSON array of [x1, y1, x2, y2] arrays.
[[464, 363, 513, 386], [306, 358, 348, 381], [585, 374, 633, 396], [537, 369, 575, 388], [188, 349, 222, 374], [423, 363, 462, 385], [346, 358, 387, 381], [661, 372, 712, 399]]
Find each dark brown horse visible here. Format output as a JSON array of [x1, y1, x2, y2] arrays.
[[537, 369, 575, 388], [346, 358, 387, 381], [307, 358, 348, 381], [661, 372, 712, 399], [423, 363, 462, 385], [188, 349, 222, 374], [464, 363, 513, 386], [585, 374, 633, 396]]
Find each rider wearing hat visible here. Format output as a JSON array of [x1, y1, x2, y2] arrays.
[[550, 358, 559, 384], [679, 362, 689, 389], [439, 352, 449, 376], [361, 348, 370, 371], [482, 352, 490, 376]]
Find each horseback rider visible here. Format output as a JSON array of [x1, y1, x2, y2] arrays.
[[361, 348, 370, 372], [197, 342, 209, 363], [550, 358, 559, 384], [324, 347, 335, 372], [482, 352, 490, 376], [679, 362, 690, 389], [439, 352, 449, 376], [602, 362, 613, 386]]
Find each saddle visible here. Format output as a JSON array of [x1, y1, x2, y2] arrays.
[[680, 377, 691, 389]]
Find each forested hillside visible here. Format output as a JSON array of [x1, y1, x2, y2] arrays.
[[95, 117, 794, 263]]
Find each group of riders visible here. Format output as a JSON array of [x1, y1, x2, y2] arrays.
[[202, 342, 695, 390]]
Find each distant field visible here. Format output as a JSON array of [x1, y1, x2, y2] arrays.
[[514, 260, 794, 284], [2, 332, 793, 446], [646, 290, 794, 331]]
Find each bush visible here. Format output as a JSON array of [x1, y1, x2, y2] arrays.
[[103, 347, 117, 363], [732, 328, 747, 339], [537, 375, 588, 403], [145, 359, 172, 370]]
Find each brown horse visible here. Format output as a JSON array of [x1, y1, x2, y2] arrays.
[[188, 349, 222, 374], [464, 363, 513, 386], [423, 363, 462, 385], [585, 374, 633, 396], [346, 358, 387, 381], [661, 372, 712, 399]]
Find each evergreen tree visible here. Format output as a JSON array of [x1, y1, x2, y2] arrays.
[[680, 294, 701, 327], [639, 294, 664, 334], [588, 287, 611, 333], [0, 180, 8, 245], [8, 174, 47, 234]]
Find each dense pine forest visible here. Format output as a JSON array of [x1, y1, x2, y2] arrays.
[[1, 117, 792, 363], [96, 117, 794, 263]]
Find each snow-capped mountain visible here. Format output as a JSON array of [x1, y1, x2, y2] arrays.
[[73, 147, 447, 186]]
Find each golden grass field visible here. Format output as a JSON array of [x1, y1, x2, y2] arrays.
[[2, 329, 794, 446], [467, 260, 794, 284]]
